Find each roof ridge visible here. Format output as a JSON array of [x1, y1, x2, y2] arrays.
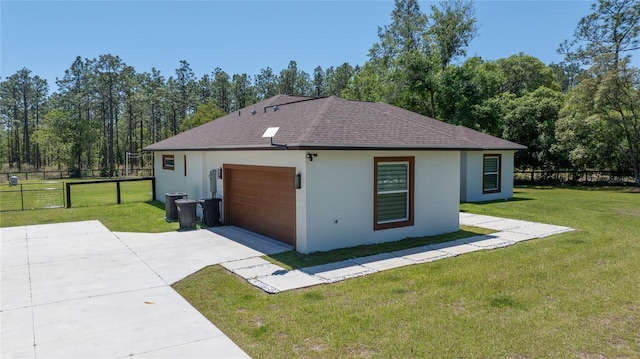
[[274, 96, 327, 107], [298, 96, 338, 143], [452, 125, 527, 150], [350, 100, 480, 148]]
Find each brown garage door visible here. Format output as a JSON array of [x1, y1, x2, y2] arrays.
[[223, 164, 296, 246]]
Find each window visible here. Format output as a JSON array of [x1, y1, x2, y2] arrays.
[[483, 154, 501, 193], [162, 155, 175, 170], [374, 157, 414, 230]]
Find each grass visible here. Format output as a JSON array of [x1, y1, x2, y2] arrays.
[[2, 184, 638, 357], [0, 200, 179, 232], [0, 178, 177, 232], [174, 186, 640, 358]]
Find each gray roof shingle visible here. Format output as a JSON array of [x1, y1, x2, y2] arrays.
[[143, 95, 526, 151]]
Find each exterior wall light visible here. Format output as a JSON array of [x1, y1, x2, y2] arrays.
[[218, 167, 223, 179], [295, 173, 302, 189]]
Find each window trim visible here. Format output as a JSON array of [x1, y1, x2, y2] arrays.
[[482, 154, 502, 194], [162, 155, 175, 170], [374, 156, 415, 231]]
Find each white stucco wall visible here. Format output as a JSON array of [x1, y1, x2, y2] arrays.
[[302, 150, 460, 253], [153, 149, 461, 253], [460, 150, 515, 203], [154, 150, 306, 222]]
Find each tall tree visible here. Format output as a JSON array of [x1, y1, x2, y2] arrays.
[[0, 74, 22, 169], [31, 75, 48, 169], [360, 0, 478, 118], [95, 54, 125, 176], [495, 53, 559, 96], [255, 67, 278, 100], [174, 60, 197, 120], [561, 0, 640, 185], [279, 61, 299, 95], [560, 0, 639, 67], [429, 0, 478, 70], [138, 68, 166, 145], [326, 63, 354, 96], [56, 56, 97, 171], [435, 56, 502, 132], [342, 64, 386, 102], [502, 87, 564, 170], [180, 103, 226, 131], [212, 68, 231, 113], [312, 66, 325, 97], [197, 74, 214, 104], [17, 69, 33, 168], [549, 61, 586, 93], [231, 73, 255, 111], [0, 68, 49, 170], [553, 80, 624, 171], [121, 65, 142, 163], [365, 0, 433, 113]]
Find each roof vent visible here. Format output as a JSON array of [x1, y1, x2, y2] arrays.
[[251, 110, 257, 115], [273, 105, 279, 111]]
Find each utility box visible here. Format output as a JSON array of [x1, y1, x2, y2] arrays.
[[199, 198, 221, 227], [175, 199, 197, 230], [9, 176, 18, 186], [165, 192, 187, 221]]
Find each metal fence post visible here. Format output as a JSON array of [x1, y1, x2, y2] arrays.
[[20, 184, 24, 210], [66, 182, 71, 208], [116, 181, 121, 204], [151, 177, 156, 201]]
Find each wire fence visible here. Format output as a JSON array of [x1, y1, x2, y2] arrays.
[[514, 170, 637, 186], [0, 182, 65, 211], [0, 168, 154, 182]]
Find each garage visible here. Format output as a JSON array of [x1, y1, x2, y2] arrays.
[[223, 164, 296, 247]]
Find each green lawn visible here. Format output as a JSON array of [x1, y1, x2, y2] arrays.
[[174, 187, 640, 358], [2, 185, 638, 357], [0, 178, 177, 232]]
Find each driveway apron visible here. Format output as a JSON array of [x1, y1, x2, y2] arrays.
[[1, 221, 289, 358]]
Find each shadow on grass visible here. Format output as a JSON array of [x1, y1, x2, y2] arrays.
[[563, 185, 640, 193], [266, 229, 486, 270], [461, 196, 533, 208], [517, 184, 640, 193], [145, 200, 166, 210]]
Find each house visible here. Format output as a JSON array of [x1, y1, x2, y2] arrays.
[[144, 95, 525, 253]]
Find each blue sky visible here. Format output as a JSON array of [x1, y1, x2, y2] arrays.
[[1, 1, 608, 93]]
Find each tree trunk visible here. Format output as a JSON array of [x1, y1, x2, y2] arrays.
[[22, 90, 30, 166], [108, 89, 114, 177]]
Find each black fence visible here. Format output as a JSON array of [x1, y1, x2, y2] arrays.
[[0, 178, 156, 212], [515, 170, 637, 186], [65, 177, 156, 208], [0, 168, 154, 182]]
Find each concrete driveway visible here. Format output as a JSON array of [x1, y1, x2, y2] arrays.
[[1, 221, 290, 358]]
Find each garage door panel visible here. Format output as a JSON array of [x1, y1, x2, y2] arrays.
[[225, 165, 296, 246]]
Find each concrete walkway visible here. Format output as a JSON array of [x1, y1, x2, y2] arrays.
[[1, 221, 290, 358], [221, 213, 574, 294]]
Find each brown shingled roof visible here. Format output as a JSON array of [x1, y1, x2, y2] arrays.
[[143, 95, 525, 151]]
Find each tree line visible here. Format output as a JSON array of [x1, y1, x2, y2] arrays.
[[1, 0, 638, 185]]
